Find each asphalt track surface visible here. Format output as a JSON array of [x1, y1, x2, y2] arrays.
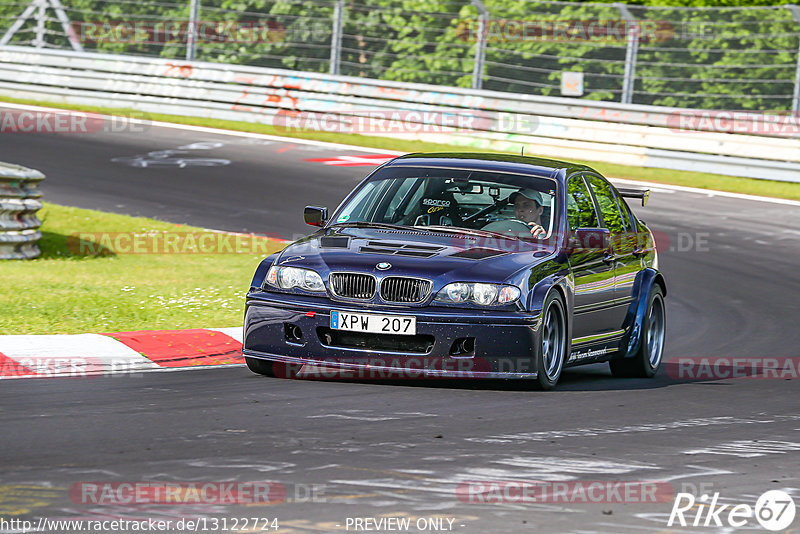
[[1, 110, 800, 533]]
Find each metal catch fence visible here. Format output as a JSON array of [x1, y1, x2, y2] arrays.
[[1, 0, 799, 111]]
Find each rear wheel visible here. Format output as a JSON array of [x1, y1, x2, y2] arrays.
[[245, 356, 276, 377], [609, 286, 665, 378], [535, 292, 569, 390]]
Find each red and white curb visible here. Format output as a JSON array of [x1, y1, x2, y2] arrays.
[[304, 154, 397, 166], [0, 327, 244, 379]]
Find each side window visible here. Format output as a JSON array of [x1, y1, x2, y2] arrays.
[[620, 197, 639, 232], [566, 175, 599, 231], [585, 175, 626, 234]]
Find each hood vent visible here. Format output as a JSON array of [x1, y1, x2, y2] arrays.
[[320, 236, 351, 248], [450, 247, 508, 260], [359, 240, 445, 259]]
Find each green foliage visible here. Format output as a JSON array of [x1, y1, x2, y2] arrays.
[[566, 176, 599, 230], [0, 0, 797, 109], [585, 175, 626, 233]]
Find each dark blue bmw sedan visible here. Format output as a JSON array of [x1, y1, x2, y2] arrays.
[[243, 153, 666, 389]]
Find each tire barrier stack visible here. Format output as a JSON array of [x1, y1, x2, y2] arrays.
[[0, 162, 45, 259]]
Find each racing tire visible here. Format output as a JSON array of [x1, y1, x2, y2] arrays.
[[245, 356, 277, 377], [535, 291, 569, 390], [609, 286, 666, 378]]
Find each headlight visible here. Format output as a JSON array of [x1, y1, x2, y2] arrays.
[[264, 265, 325, 292], [498, 286, 520, 304], [445, 282, 471, 303], [472, 283, 498, 306], [435, 282, 520, 306]]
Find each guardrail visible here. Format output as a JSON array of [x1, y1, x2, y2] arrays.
[[1, 46, 800, 182], [0, 161, 44, 259]]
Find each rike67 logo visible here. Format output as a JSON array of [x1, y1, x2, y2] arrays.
[[668, 490, 795, 531]]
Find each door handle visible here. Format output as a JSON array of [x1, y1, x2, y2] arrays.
[[602, 252, 615, 263]]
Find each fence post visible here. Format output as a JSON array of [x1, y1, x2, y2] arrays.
[[34, 0, 45, 48], [615, 2, 639, 105], [49, 0, 84, 51], [1, 0, 83, 50], [185, 0, 200, 61], [329, 0, 344, 75], [471, 0, 488, 90], [788, 5, 800, 112]]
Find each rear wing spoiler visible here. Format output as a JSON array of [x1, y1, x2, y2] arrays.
[[617, 187, 650, 206]]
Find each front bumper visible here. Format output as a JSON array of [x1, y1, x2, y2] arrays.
[[243, 291, 541, 379]]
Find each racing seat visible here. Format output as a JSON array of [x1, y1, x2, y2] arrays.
[[413, 186, 463, 227]]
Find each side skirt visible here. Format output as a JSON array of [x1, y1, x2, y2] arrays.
[[565, 335, 625, 367]]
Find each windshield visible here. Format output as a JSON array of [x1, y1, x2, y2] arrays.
[[331, 166, 558, 240]]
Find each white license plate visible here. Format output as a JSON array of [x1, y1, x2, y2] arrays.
[[330, 311, 416, 335]]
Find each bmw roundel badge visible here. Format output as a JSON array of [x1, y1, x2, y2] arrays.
[[376, 262, 391, 270]]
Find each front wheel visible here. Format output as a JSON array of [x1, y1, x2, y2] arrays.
[[245, 356, 276, 377], [535, 292, 569, 390], [609, 286, 666, 378]]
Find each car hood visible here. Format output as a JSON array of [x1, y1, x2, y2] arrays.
[[273, 226, 557, 284]]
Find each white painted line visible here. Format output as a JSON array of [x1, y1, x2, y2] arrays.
[[130, 362, 246, 375], [0, 101, 406, 155], [611, 177, 800, 207], [684, 440, 800, 458], [2, 101, 797, 206]]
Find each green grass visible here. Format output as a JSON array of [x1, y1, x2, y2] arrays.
[[4, 95, 800, 201], [0, 203, 285, 335]]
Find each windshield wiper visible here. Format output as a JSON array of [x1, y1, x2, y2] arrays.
[[423, 225, 517, 240], [332, 222, 526, 242], [331, 221, 418, 231]]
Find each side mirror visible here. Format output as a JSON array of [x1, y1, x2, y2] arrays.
[[570, 228, 610, 252], [304, 206, 328, 227]]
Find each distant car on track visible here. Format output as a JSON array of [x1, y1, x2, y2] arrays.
[[243, 153, 666, 389]]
